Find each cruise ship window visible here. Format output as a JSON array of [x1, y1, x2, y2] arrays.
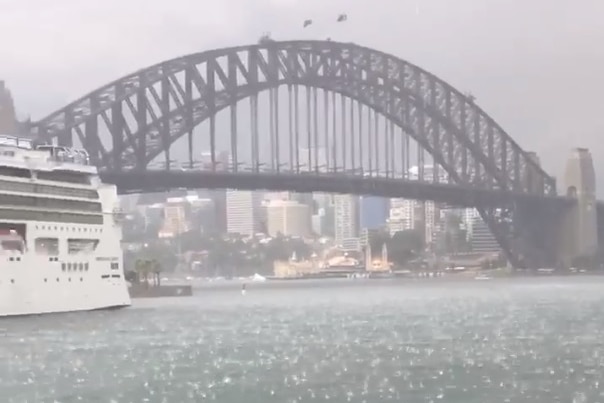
[[61, 263, 66, 271], [0, 166, 30, 178], [79, 263, 84, 271], [68, 239, 99, 254], [34, 238, 59, 255], [36, 170, 91, 184], [1, 239, 24, 253], [0, 209, 104, 225], [84, 263, 89, 271]]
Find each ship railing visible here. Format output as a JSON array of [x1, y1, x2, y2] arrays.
[[0, 135, 33, 150], [35, 145, 91, 166]]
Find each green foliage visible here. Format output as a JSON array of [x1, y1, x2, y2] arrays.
[[387, 229, 424, 266], [129, 241, 177, 273], [133, 258, 163, 286], [435, 212, 470, 254], [262, 236, 312, 262], [368, 230, 391, 254], [168, 232, 314, 277]]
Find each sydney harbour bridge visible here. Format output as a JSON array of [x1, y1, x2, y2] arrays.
[[26, 40, 602, 270]]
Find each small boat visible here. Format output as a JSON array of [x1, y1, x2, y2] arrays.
[[241, 283, 247, 296]]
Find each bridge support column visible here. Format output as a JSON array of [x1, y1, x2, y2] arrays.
[[502, 152, 560, 268], [556, 148, 598, 268], [510, 202, 562, 268]]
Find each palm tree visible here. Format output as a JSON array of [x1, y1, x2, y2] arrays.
[[135, 259, 154, 287], [135, 259, 144, 284], [151, 259, 162, 286]]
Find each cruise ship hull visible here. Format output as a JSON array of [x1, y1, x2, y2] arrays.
[[0, 259, 131, 317], [3, 303, 129, 318], [0, 273, 130, 318], [0, 267, 130, 317]]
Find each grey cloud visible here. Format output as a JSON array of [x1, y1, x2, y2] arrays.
[[1, 0, 603, 191]]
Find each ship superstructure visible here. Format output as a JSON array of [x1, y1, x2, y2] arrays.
[[0, 135, 130, 316]]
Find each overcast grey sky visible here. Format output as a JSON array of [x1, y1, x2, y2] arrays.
[[1, 0, 603, 187]]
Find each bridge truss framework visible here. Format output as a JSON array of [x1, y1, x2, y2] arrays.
[[32, 40, 564, 268]]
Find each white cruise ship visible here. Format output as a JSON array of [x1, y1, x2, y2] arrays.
[[0, 135, 131, 317]]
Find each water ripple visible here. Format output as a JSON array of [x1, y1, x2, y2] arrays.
[[1, 277, 604, 402]]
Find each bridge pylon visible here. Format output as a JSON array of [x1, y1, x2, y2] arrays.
[[556, 148, 598, 267]]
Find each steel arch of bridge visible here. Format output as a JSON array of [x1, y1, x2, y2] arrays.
[[32, 40, 560, 268]]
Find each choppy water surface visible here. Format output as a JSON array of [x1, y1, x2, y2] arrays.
[[2, 277, 604, 402]]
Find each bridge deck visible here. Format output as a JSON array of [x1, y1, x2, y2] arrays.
[[102, 170, 574, 209]]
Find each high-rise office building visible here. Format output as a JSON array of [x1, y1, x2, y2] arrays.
[[226, 190, 264, 237], [388, 165, 448, 244], [197, 150, 231, 233], [158, 197, 190, 238], [388, 198, 414, 235], [334, 194, 359, 246], [266, 200, 311, 238]]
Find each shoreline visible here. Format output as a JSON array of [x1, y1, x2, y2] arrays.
[[155, 271, 604, 292]]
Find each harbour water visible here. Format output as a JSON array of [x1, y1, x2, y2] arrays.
[[2, 276, 604, 402]]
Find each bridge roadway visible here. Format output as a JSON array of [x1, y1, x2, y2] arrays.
[[100, 169, 575, 209]]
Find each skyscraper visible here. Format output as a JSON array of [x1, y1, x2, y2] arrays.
[[226, 190, 264, 237], [266, 200, 311, 238], [197, 150, 231, 233], [159, 197, 190, 238], [334, 194, 359, 247]]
